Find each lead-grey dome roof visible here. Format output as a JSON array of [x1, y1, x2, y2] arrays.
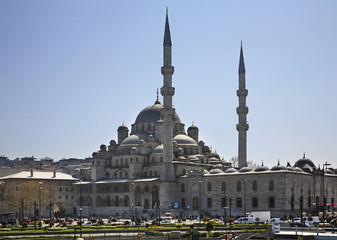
[[135, 103, 181, 124], [120, 134, 147, 146], [173, 134, 198, 146]]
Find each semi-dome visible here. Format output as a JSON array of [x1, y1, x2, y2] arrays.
[[294, 156, 316, 169], [225, 168, 238, 173], [293, 167, 304, 172], [152, 145, 163, 154], [135, 102, 181, 124], [173, 134, 198, 146], [120, 134, 147, 146], [187, 155, 199, 161]]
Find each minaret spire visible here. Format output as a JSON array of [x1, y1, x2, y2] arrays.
[[236, 43, 249, 168], [159, 9, 176, 210]]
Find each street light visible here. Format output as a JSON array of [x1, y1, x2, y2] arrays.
[[198, 181, 202, 223], [79, 207, 82, 237], [131, 183, 135, 224], [323, 162, 331, 227], [38, 182, 42, 220], [244, 179, 247, 225]]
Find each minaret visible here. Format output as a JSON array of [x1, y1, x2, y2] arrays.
[[236, 43, 249, 168], [159, 9, 176, 209]]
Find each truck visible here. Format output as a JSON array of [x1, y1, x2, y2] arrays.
[[248, 211, 271, 223]]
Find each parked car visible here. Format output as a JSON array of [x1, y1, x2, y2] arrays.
[[234, 217, 254, 224]]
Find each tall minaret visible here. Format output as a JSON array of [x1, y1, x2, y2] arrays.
[[159, 9, 176, 209], [236, 43, 249, 168]]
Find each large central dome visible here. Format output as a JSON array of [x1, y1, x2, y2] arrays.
[[135, 102, 181, 124]]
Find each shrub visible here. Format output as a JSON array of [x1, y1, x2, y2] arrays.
[[206, 221, 214, 232], [91, 218, 97, 223], [182, 217, 187, 222], [112, 217, 118, 222], [177, 219, 182, 223], [22, 221, 28, 228], [255, 217, 260, 222], [1, 220, 8, 228], [212, 231, 222, 237], [124, 220, 130, 225], [49, 221, 55, 227], [308, 216, 313, 221], [98, 219, 104, 225]]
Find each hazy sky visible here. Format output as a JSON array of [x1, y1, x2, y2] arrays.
[[1, 0, 336, 168]]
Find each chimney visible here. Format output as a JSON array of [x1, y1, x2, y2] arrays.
[[53, 170, 56, 178], [30, 169, 33, 177]]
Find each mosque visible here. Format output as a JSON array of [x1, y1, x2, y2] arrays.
[[76, 12, 337, 220]]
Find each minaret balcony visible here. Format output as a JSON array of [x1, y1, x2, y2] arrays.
[[161, 66, 174, 75], [160, 108, 175, 116], [161, 86, 175, 96], [236, 106, 249, 114], [236, 123, 249, 131], [236, 89, 248, 97]]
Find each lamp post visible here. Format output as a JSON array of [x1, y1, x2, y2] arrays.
[[244, 179, 247, 224], [34, 201, 37, 229], [131, 183, 135, 224], [198, 180, 202, 223], [49, 201, 52, 221], [38, 182, 42, 219], [323, 162, 331, 227], [79, 207, 82, 237], [223, 206, 228, 235]]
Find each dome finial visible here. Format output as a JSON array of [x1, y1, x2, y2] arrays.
[[303, 152, 305, 159], [155, 88, 161, 104], [192, 121, 194, 126], [261, 160, 264, 166], [277, 159, 280, 166]]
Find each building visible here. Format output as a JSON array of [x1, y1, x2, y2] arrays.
[[0, 170, 78, 219], [75, 12, 337, 220]]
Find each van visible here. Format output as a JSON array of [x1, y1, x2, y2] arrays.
[[234, 217, 254, 224]]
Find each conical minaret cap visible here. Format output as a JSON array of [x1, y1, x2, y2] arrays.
[[163, 8, 172, 45], [238, 42, 246, 73]]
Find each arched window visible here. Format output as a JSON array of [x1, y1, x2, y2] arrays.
[[181, 183, 185, 193], [252, 180, 257, 191], [114, 196, 119, 206], [269, 180, 274, 191], [221, 182, 226, 194], [237, 180, 241, 192], [119, 172, 123, 178], [207, 182, 212, 192]]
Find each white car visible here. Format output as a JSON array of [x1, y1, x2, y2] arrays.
[[234, 217, 254, 224], [266, 218, 284, 224]]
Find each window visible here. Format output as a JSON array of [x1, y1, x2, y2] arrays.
[[59, 187, 62, 192], [237, 181, 241, 192], [71, 196, 74, 199], [181, 198, 186, 208], [207, 198, 212, 208], [66, 187, 68, 192], [222, 197, 227, 207], [207, 182, 212, 192], [71, 188, 74, 192], [252, 197, 258, 208], [58, 195, 61, 199], [269, 197, 275, 208], [221, 182, 226, 194], [66, 196, 68, 199], [237, 198, 242, 208], [16, 186, 19, 191], [252, 181, 257, 191], [308, 197, 311, 207], [269, 180, 274, 191], [181, 183, 185, 193]]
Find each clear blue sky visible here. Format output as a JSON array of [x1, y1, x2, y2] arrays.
[[1, 0, 336, 168]]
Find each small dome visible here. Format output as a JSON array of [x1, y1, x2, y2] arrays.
[[100, 144, 107, 151], [294, 156, 316, 169], [148, 135, 154, 142], [174, 134, 198, 146], [187, 155, 199, 161], [225, 168, 238, 173], [117, 125, 128, 131], [203, 169, 210, 174], [255, 165, 270, 172], [293, 167, 304, 172], [271, 164, 287, 171], [210, 168, 224, 174], [130, 147, 138, 154], [120, 134, 147, 146], [188, 125, 198, 130], [239, 167, 253, 173], [152, 145, 163, 154], [209, 151, 220, 159], [325, 169, 334, 174]]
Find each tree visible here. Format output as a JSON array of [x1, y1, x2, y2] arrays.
[[229, 156, 238, 168]]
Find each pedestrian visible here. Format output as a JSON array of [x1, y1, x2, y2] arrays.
[[189, 225, 194, 240]]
